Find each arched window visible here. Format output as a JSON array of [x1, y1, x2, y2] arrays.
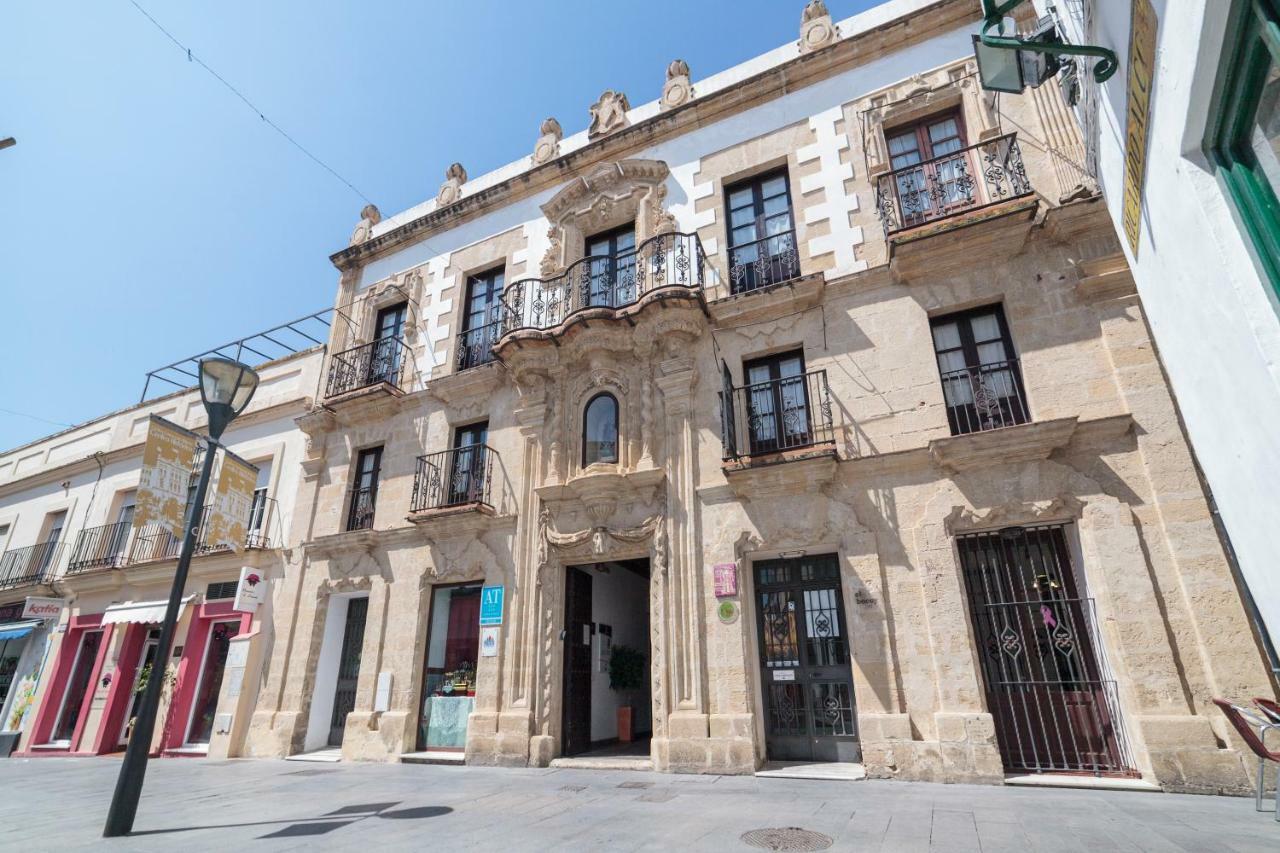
[[582, 393, 619, 466]]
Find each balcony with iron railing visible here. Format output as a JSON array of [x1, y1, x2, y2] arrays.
[[410, 445, 497, 516], [325, 336, 411, 399], [346, 486, 377, 532], [497, 232, 705, 340], [67, 522, 132, 573], [114, 498, 282, 568], [939, 358, 1030, 436], [874, 133, 1034, 237], [726, 229, 801, 296], [0, 540, 63, 590], [455, 316, 502, 372], [720, 370, 836, 462]]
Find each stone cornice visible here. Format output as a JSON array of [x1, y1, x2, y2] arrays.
[[329, 0, 977, 273]]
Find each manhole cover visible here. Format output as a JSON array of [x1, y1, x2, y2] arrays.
[[740, 827, 833, 851]]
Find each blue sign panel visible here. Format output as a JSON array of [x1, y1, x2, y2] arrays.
[[479, 585, 504, 626]]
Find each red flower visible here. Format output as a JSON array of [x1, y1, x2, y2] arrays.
[[245, 573, 261, 586]]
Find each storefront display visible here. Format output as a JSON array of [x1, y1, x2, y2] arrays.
[[418, 584, 481, 750]]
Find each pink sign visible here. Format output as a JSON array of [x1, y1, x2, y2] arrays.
[[713, 563, 738, 597]]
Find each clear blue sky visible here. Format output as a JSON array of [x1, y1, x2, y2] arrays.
[[1, 0, 880, 451]]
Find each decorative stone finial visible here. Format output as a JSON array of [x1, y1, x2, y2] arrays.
[[437, 163, 467, 206], [532, 117, 563, 165], [800, 0, 838, 53], [588, 89, 631, 139], [348, 203, 381, 246], [661, 59, 693, 110]]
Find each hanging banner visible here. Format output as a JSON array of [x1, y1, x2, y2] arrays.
[[205, 449, 258, 552], [133, 416, 200, 540]]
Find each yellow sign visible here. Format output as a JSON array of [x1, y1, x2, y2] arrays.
[[205, 450, 258, 552], [1121, 0, 1158, 256], [134, 416, 199, 540]]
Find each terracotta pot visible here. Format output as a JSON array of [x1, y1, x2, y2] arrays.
[[617, 705, 633, 743]]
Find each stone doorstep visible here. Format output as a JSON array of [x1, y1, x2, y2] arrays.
[[754, 761, 867, 782], [400, 750, 465, 766], [1003, 773, 1161, 793], [548, 755, 654, 772], [285, 748, 343, 763]]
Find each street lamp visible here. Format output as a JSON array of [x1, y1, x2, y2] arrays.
[[103, 357, 258, 838], [973, 0, 1118, 94]]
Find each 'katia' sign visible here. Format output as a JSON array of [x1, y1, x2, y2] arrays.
[[22, 597, 64, 620]]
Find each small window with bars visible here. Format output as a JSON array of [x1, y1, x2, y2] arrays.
[[206, 581, 239, 600]]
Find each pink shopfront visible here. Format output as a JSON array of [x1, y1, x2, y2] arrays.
[[21, 596, 252, 757]]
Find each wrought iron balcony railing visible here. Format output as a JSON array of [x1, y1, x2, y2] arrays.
[[499, 232, 705, 336], [456, 318, 501, 372], [68, 522, 132, 573], [245, 495, 280, 550], [720, 369, 835, 460], [939, 357, 1030, 436], [874, 133, 1033, 235], [412, 445, 496, 513], [127, 499, 280, 564], [0, 541, 63, 589], [325, 337, 410, 398], [346, 486, 377, 531], [727, 229, 801, 295]]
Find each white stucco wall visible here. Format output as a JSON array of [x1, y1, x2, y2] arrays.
[[1047, 0, 1280, 650]]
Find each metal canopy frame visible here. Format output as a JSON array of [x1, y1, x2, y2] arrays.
[[139, 308, 333, 402]]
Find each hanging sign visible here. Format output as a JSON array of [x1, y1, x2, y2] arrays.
[[713, 563, 738, 597], [205, 450, 258, 552], [479, 585, 504, 626], [134, 416, 200, 540], [232, 566, 267, 613], [1121, 0, 1158, 257]]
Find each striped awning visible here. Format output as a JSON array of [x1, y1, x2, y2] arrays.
[[101, 595, 194, 626], [0, 620, 40, 641]]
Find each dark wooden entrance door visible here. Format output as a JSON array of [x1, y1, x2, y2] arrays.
[[754, 554, 859, 762], [957, 524, 1132, 775], [329, 597, 369, 747], [561, 566, 593, 757]]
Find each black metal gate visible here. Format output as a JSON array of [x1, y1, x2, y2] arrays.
[[956, 524, 1135, 776], [329, 597, 369, 747], [754, 554, 860, 762]]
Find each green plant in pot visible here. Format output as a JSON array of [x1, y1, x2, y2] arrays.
[[608, 644, 645, 743]]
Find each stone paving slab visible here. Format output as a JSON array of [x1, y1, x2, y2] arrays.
[[0, 757, 1275, 852]]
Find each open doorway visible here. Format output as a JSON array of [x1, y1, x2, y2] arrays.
[[561, 559, 651, 759]]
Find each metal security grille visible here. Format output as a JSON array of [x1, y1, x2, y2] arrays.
[[206, 581, 238, 601], [329, 597, 369, 747], [956, 524, 1135, 776]]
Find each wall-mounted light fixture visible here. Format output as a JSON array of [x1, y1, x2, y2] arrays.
[[974, 0, 1118, 94]]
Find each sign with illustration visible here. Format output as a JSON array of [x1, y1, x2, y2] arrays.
[[479, 585, 504, 626], [205, 450, 258, 552], [713, 563, 738, 597], [233, 566, 266, 613], [480, 626, 499, 658], [133, 416, 200, 540]]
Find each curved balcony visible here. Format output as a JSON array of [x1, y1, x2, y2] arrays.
[[497, 231, 705, 342]]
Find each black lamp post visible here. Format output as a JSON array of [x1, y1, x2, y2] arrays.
[[103, 357, 258, 838]]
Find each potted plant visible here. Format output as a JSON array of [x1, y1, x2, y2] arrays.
[[608, 644, 645, 743]]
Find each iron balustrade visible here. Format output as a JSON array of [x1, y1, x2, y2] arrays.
[[68, 522, 133, 573], [875, 133, 1033, 234], [325, 337, 410, 398], [499, 232, 705, 336], [245, 496, 279, 549], [721, 369, 835, 460], [411, 445, 496, 512], [727, 229, 801, 295], [939, 357, 1030, 435], [0, 541, 63, 589], [456, 318, 502, 371], [129, 502, 276, 563], [346, 485, 377, 531]]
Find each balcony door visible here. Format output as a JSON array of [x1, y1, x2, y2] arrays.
[[744, 351, 809, 454], [36, 510, 66, 576], [886, 112, 970, 224], [369, 302, 406, 385], [930, 306, 1028, 435], [459, 269, 504, 370], [347, 447, 382, 531], [726, 171, 797, 293], [449, 422, 488, 506], [585, 225, 636, 307], [108, 499, 135, 564]]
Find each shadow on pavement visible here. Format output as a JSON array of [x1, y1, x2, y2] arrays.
[[119, 801, 453, 839]]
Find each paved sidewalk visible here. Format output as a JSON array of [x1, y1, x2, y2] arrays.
[[0, 757, 1274, 851]]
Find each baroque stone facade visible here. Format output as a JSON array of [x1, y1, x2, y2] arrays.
[[242, 0, 1274, 795]]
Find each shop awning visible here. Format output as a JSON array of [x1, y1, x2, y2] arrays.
[[0, 620, 40, 641], [102, 595, 195, 626]]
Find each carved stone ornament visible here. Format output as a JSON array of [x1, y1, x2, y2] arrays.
[[532, 117, 563, 165], [437, 162, 468, 206], [588, 89, 631, 138], [348, 204, 381, 246], [800, 0, 839, 53], [943, 496, 1087, 535], [661, 59, 692, 110]]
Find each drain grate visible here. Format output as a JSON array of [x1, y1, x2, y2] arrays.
[[740, 828, 833, 851]]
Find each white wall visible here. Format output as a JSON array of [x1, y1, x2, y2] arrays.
[[588, 565, 650, 742], [1047, 0, 1280, 651]]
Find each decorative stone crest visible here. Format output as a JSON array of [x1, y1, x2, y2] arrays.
[[348, 204, 381, 246], [532, 117, 563, 165], [647, 183, 678, 235], [799, 0, 839, 53], [437, 162, 467, 206], [661, 59, 692, 110], [587, 89, 631, 138]]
